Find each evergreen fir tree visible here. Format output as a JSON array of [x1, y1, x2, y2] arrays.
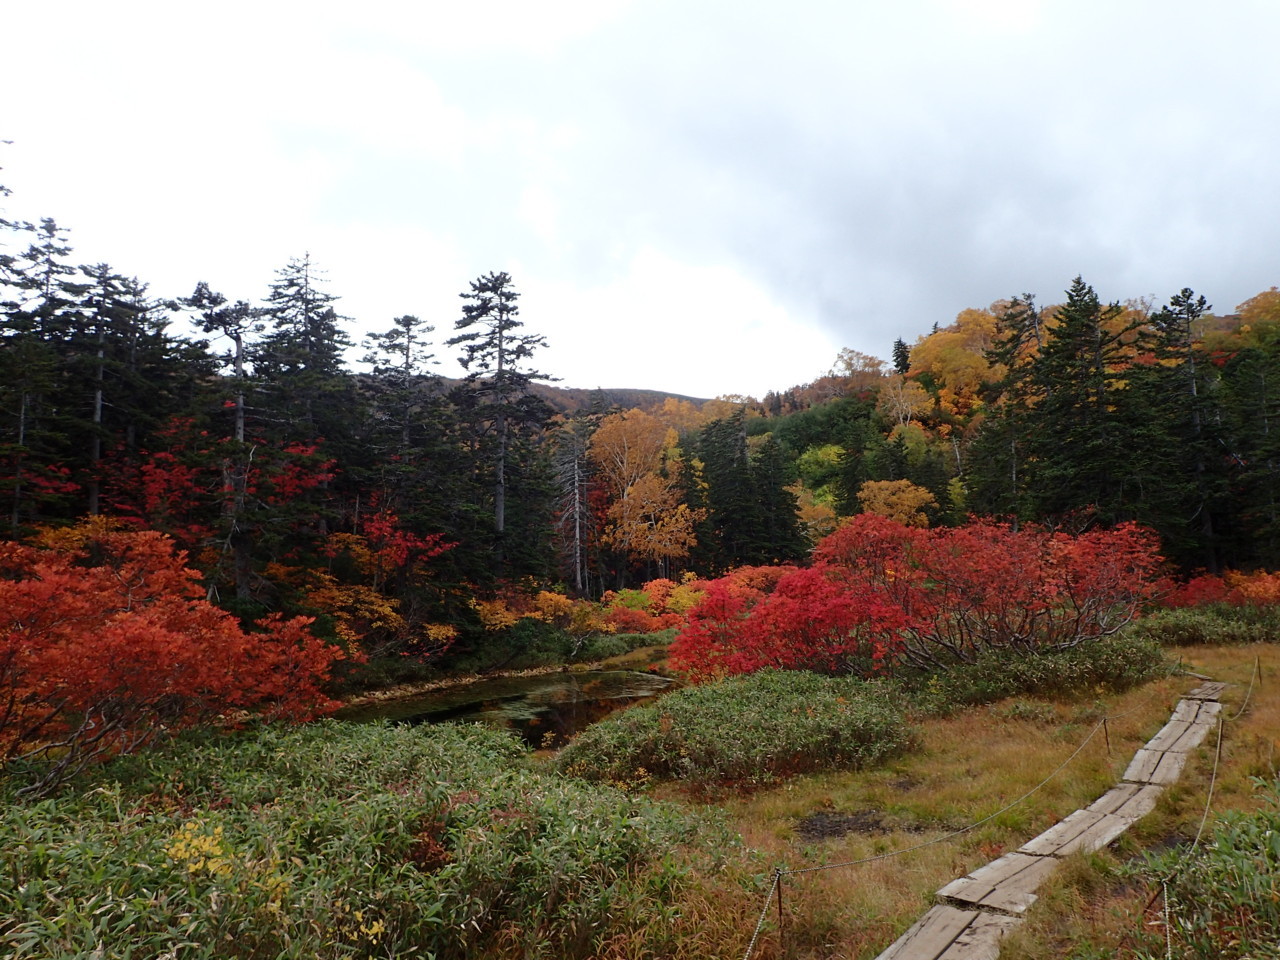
[[892, 337, 911, 374], [446, 271, 556, 550]]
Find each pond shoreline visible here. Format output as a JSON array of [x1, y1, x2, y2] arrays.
[[338, 644, 674, 712]]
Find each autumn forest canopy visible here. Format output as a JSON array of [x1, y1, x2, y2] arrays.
[[2, 168, 1280, 687]]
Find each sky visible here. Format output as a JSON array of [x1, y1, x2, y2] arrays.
[[2, 0, 1278, 399]]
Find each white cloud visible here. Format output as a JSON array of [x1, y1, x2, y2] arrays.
[[523, 248, 838, 398]]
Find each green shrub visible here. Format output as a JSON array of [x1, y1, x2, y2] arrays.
[[0, 721, 724, 960], [1131, 778, 1280, 958], [614, 627, 678, 650], [556, 670, 911, 786], [1129, 604, 1280, 646], [578, 634, 630, 662], [904, 633, 1167, 715], [572, 628, 675, 665]]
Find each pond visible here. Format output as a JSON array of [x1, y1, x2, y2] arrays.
[[336, 670, 679, 748]]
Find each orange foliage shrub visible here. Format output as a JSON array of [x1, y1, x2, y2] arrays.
[[1, 521, 346, 790], [1157, 569, 1280, 608], [606, 606, 665, 634], [1225, 570, 1280, 606]]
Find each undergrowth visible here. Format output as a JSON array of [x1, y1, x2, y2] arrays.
[[0, 721, 735, 960], [1129, 603, 1280, 646], [556, 670, 911, 788], [1121, 776, 1280, 959], [900, 633, 1168, 715]]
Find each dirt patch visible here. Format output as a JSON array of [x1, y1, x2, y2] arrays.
[[796, 809, 890, 841]]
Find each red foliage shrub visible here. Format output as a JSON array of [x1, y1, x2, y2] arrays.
[[0, 521, 347, 790], [1154, 569, 1280, 609], [670, 516, 1165, 680], [605, 605, 664, 634], [667, 578, 763, 681], [1157, 574, 1231, 607]]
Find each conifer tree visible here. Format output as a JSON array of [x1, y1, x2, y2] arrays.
[[446, 271, 555, 543], [892, 337, 911, 374], [1024, 278, 1146, 526], [0, 219, 85, 528], [751, 434, 807, 562], [966, 294, 1041, 524], [254, 253, 355, 444]]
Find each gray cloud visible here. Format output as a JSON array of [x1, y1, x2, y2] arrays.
[[3, 0, 1278, 396]]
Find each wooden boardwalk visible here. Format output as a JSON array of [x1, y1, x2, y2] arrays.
[[872, 682, 1226, 960]]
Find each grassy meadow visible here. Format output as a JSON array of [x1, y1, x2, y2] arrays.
[[2, 630, 1277, 959]]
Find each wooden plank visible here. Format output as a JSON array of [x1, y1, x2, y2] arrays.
[[1018, 814, 1111, 855], [1145, 719, 1193, 752], [1171, 698, 1220, 724], [936, 912, 1021, 960], [1109, 784, 1164, 821], [1166, 719, 1217, 754], [1088, 783, 1144, 816], [1052, 813, 1131, 856], [875, 905, 980, 960], [1186, 681, 1227, 701], [978, 854, 1061, 914], [938, 852, 1048, 905], [1149, 750, 1189, 785], [1123, 748, 1164, 783], [1198, 700, 1223, 722]]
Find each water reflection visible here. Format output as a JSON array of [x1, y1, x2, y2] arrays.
[[338, 670, 678, 748]]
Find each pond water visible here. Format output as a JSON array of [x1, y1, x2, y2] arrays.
[[336, 670, 678, 748]]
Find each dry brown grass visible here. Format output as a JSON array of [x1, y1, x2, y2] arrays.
[[1010, 642, 1280, 959], [647, 645, 1276, 960]]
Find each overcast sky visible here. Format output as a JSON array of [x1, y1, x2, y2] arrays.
[[2, 0, 1277, 398]]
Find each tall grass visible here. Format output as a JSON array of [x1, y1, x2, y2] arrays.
[[557, 670, 912, 788], [1131, 782, 1280, 959], [1129, 603, 1280, 646], [0, 721, 732, 960], [900, 633, 1168, 714]]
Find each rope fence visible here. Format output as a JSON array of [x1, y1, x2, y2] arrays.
[[740, 658, 1261, 960], [1121, 653, 1260, 960]]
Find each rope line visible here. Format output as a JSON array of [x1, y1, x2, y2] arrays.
[[741, 665, 1253, 959], [1228, 655, 1260, 722], [740, 870, 781, 960], [1186, 716, 1225, 856]]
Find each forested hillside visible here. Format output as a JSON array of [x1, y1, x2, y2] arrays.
[[3, 176, 1279, 675]]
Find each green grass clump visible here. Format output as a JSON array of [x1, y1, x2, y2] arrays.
[[1129, 604, 1280, 646], [0, 721, 725, 960], [904, 633, 1167, 714], [1129, 778, 1280, 958], [556, 670, 911, 787], [575, 628, 676, 664]]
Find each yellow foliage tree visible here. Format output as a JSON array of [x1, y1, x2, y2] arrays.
[[828, 348, 886, 394], [701, 394, 762, 422], [601, 471, 703, 572], [876, 375, 933, 426], [856, 479, 937, 528], [654, 397, 707, 435], [589, 408, 671, 499], [1237, 287, 1280, 331]]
